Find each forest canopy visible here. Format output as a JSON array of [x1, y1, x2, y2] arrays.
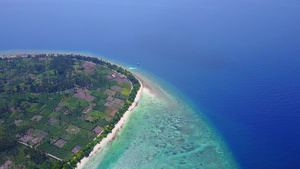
[[0, 53, 140, 168]]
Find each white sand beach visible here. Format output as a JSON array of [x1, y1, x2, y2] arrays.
[[76, 77, 143, 169]]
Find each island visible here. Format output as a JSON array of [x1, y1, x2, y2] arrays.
[[0, 53, 141, 169]]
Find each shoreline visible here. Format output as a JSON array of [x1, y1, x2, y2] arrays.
[[0, 51, 240, 168], [0, 52, 144, 168], [76, 76, 143, 169]]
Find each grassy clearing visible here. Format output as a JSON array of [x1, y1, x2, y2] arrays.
[[38, 142, 73, 160], [119, 82, 131, 89], [121, 88, 130, 96], [88, 110, 105, 119], [49, 112, 59, 118]]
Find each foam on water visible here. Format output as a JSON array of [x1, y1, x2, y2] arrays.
[[128, 67, 138, 70], [81, 71, 238, 169]]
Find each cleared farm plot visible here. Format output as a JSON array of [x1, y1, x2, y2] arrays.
[[121, 88, 130, 96]]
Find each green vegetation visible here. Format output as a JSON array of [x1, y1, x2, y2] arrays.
[[0, 53, 140, 168], [119, 82, 132, 90], [121, 88, 131, 96], [88, 110, 105, 119]]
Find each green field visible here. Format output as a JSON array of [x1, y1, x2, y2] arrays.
[[88, 110, 105, 119], [121, 88, 131, 96], [0, 54, 135, 168]]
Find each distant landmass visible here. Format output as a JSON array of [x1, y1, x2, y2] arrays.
[[0, 53, 141, 169]]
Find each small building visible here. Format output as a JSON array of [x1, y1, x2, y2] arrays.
[[31, 115, 43, 121], [81, 105, 92, 114], [71, 145, 82, 154], [54, 106, 62, 113], [54, 139, 67, 148], [48, 118, 59, 125], [119, 74, 126, 79], [20, 135, 34, 143], [106, 96, 114, 102], [93, 126, 104, 135], [26, 128, 34, 135], [31, 131, 48, 146]]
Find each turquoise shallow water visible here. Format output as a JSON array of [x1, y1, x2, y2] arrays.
[[1, 1, 300, 167], [0, 51, 238, 168], [82, 71, 238, 169]]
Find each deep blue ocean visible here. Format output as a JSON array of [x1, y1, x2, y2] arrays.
[[1, 0, 300, 168]]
